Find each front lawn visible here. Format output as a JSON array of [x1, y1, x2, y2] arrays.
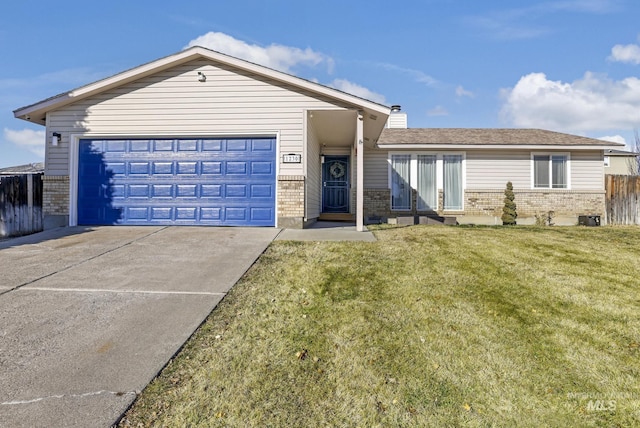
[[120, 226, 640, 427]]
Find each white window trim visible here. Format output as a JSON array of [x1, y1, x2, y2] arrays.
[[387, 151, 466, 211], [530, 152, 571, 190]]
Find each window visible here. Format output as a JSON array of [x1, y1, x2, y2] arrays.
[[389, 152, 465, 211], [443, 155, 463, 210], [391, 154, 411, 210], [417, 155, 437, 210], [533, 154, 568, 189]]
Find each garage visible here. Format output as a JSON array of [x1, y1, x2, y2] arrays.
[[77, 137, 276, 226]]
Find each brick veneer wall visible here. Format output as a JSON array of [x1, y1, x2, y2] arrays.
[[278, 175, 305, 228], [363, 188, 605, 221], [43, 175, 69, 216], [464, 189, 605, 217]]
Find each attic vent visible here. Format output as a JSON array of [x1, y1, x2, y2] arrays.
[[386, 104, 407, 129]]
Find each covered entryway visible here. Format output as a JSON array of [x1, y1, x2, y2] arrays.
[[77, 137, 276, 226]]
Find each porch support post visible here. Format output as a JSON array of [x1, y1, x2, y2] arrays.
[[356, 111, 364, 232]]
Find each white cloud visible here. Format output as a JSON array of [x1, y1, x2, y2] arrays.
[[609, 43, 640, 64], [427, 106, 449, 117], [500, 72, 640, 131], [455, 85, 474, 98], [598, 135, 627, 145], [464, 0, 619, 40], [3, 128, 46, 158], [376, 62, 439, 87], [328, 79, 386, 104], [185, 32, 334, 74]]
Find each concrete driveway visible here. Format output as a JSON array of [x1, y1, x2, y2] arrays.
[[0, 226, 279, 428]]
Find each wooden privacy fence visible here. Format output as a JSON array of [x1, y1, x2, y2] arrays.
[[605, 175, 640, 225], [0, 173, 43, 238]]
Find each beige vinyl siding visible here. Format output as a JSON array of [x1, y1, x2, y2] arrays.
[[306, 119, 321, 219], [571, 151, 604, 190], [363, 148, 389, 188], [46, 59, 350, 175], [466, 150, 530, 189]]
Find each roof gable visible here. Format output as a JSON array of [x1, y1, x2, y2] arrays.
[[14, 46, 390, 125]]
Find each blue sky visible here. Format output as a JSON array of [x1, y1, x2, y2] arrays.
[[1, 0, 639, 168]]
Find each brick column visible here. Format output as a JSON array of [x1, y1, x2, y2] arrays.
[[42, 175, 70, 228], [277, 175, 305, 228]]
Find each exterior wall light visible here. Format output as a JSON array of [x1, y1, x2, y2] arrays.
[[51, 132, 61, 146], [197, 72, 206, 82]]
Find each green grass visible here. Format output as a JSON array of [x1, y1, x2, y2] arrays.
[[119, 226, 640, 427]]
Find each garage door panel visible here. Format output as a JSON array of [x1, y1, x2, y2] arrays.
[[252, 161, 273, 175], [176, 162, 197, 175], [227, 140, 248, 151], [128, 184, 150, 198], [202, 162, 222, 175], [226, 162, 248, 175], [202, 139, 223, 151], [129, 163, 150, 175], [151, 184, 173, 198], [177, 140, 198, 151], [152, 162, 174, 175], [153, 140, 174, 151], [202, 185, 222, 197], [130, 140, 151, 152], [78, 137, 276, 226]]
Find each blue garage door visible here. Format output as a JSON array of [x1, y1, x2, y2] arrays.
[[77, 137, 276, 226]]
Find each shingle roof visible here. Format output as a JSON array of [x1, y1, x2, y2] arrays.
[[0, 162, 44, 175], [378, 128, 624, 147]]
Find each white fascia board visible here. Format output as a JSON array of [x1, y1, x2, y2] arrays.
[[376, 144, 619, 151]]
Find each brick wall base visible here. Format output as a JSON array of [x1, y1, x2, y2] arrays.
[[43, 175, 69, 229], [278, 176, 305, 229], [364, 188, 605, 225]]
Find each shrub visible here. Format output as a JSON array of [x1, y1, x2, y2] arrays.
[[501, 181, 517, 225]]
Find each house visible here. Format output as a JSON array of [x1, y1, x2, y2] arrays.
[[604, 149, 639, 175], [13, 46, 623, 230], [0, 162, 44, 176]]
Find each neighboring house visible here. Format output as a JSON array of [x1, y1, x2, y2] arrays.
[[13, 47, 623, 230], [0, 162, 44, 176], [604, 149, 639, 175]]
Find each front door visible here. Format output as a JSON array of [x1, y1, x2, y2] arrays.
[[322, 156, 349, 213]]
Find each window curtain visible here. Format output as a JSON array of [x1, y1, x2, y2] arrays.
[[443, 155, 463, 210], [417, 155, 437, 210], [534, 155, 550, 188], [551, 155, 567, 188], [391, 155, 411, 210]]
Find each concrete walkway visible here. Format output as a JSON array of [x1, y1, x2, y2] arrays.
[[0, 226, 278, 428], [275, 222, 377, 242]]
